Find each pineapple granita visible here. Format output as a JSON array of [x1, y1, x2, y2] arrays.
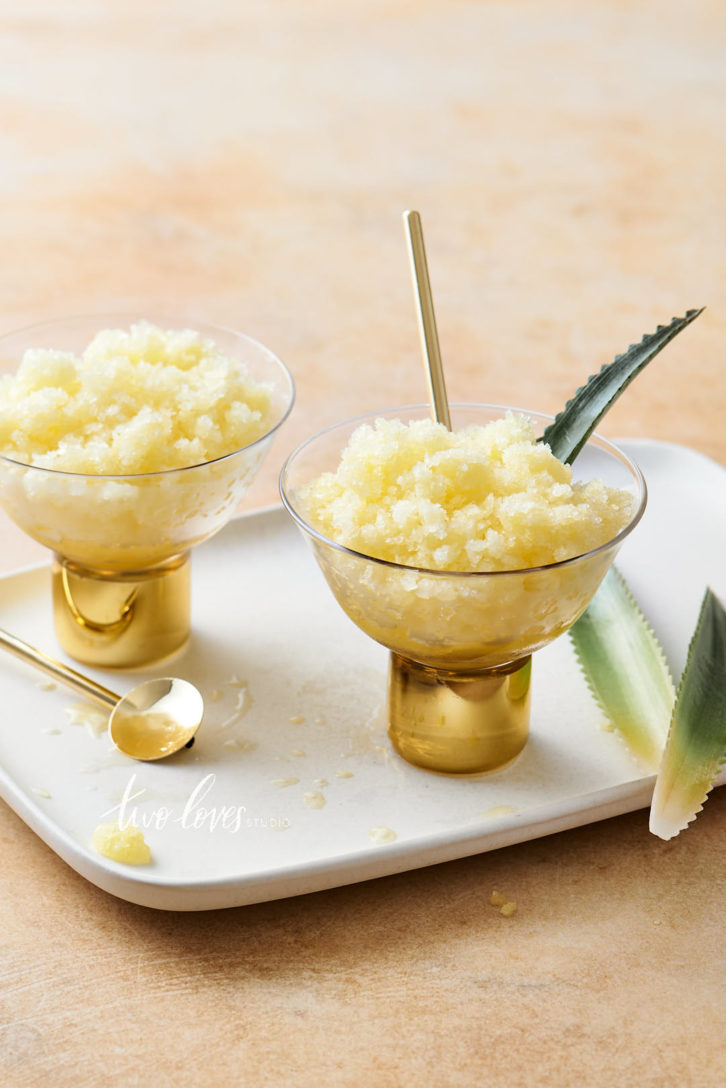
[[0, 321, 280, 569], [0, 320, 274, 473], [300, 413, 633, 572], [293, 411, 638, 671]]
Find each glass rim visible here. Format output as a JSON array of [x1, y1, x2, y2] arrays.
[[279, 401, 648, 580], [0, 312, 295, 480]]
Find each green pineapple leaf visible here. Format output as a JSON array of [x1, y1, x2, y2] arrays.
[[569, 567, 674, 772], [540, 308, 704, 464], [650, 588, 726, 840]]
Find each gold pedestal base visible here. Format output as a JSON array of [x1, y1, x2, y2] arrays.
[[52, 554, 191, 668], [388, 653, 532, 774]]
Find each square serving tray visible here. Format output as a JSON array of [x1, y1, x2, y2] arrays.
[[0, 439, 723, 910]]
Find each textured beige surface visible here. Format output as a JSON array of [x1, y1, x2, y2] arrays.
[[0, 2, 725, 1085]]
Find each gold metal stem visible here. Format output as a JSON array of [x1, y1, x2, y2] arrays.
[[402, 209, 452, 430], [52, 554, 191, 668], [60, 564, 137, 635], [0, 627, 118, 709], [388, 652, 531, 774]]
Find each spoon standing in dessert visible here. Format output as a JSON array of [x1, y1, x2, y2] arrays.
[[0, 626, 203, 760], [402, 208, 452, 430]]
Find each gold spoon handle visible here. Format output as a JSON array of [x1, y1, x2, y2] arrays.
[[0, 627, 119, 710], [403, 209, 452, 430]]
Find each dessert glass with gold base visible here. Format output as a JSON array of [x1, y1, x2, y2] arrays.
[[280, 405, 646, 775], [0, 314, 294, 668]]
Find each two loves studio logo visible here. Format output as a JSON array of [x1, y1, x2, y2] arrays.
[[100, 772, 290, 833]]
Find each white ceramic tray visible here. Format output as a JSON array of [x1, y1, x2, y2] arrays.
[[0, 439, 723, 911]]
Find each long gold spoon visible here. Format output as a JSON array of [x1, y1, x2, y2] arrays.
[[402, 209, 452, 430], [0, 627, 203, 760]]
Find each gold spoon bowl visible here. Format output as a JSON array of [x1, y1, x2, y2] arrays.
[[0, 626, 204, 761]]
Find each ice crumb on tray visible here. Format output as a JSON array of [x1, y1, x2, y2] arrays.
[[65, 702, 109, 738], [222, 737, 257, 753], [369, 825, 397, 845], [92, 821, 151, 865], [481, 804, 517, 820]]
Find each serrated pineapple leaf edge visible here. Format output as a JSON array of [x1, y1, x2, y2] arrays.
[[569, 567, 675, 773], [649, 588, 726, 840], [540, 309, 704, 465]]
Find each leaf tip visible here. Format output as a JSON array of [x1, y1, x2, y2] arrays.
[[649, 798, 704, 840]]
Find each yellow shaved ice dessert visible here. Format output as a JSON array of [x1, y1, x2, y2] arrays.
[[92, 822, 151, 865], [0, 322, 287, 569], [294, 413, 637, 670], [0, 321, 273, 473], [300, 414, 632, 572]]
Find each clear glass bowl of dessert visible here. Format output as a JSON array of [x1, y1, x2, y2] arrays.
[[280, 404, 646, 774], [0, 314, 294, 667]]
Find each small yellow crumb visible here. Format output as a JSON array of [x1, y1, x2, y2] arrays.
[[91, 822, 151, 865], [314, 778, 329, 788], [42, 727, 62, 736], [37, 679, 57, 691], [369, 825, 397, 845], [490, 890, 506, 907], [482, 805, 517, 820], [314, 715, 326, 725], [303, 791, 326, 809], [31, 787, 51, 799], [222, 737, 256, 752], [500, 901, 517, 917], [289, 714, 305, 725], [290, 748, 306, 758], [336, 770, 354, 779], [271, 777, 300, 788]]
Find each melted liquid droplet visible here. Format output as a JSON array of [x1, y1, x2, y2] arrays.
[[112, 710, 187, 760]]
